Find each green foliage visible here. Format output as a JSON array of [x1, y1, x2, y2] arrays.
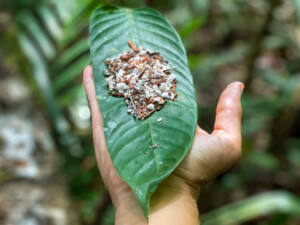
[[89, 6, 197, 215], [201, 191, 300, 225], [4, 0, 300, 224], [290, 0, 300, 23]]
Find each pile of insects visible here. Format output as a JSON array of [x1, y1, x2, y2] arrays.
[[104, 40, 177, 119]]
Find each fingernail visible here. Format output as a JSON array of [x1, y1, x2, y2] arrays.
[[233, 82, 244, 94]]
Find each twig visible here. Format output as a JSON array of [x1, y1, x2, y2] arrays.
[[128, 40, 137, 51], [244, 0, 282, 92]]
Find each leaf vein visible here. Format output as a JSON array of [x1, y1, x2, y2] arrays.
[[148, 118, 160, 173]]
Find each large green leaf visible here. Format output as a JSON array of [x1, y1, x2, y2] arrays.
[[89, 5, 197, 216]]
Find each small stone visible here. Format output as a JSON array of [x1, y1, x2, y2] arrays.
[[104, 69, 111, 75], [157, 117, 163, 122], [105, 58, 111, 65], [116, 83, 127, 90], [152, 144, 160, 149], [147, 104, 155, 110]]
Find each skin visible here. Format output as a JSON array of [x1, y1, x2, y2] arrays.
[[83, 65, 244, 225]]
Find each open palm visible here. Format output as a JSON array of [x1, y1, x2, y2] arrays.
[[83, 65, 243, 225], [174, 82, 243, 186]]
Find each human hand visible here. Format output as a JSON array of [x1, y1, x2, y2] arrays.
[[83, 65, 244, 225], [149, 82, 244, 225], [175, 81, 244, 185], [83, 65, 147, 225]]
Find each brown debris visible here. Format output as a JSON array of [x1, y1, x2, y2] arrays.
[[104, 40, 177, 119]]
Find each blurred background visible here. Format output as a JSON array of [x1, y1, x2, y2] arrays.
[[0, 0, 300, 224]]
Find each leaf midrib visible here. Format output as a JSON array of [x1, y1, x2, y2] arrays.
[[125, 8, 162, 174], [125, 8, 139, 46], [148, 118, 161, 173]]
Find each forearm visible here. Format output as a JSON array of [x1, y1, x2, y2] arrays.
[[149, 175, 200, 225]]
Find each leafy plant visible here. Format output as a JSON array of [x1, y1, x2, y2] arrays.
[[89, 5, 197, 216], [11, 0, 300, 224], [201, 191, 300, 225]]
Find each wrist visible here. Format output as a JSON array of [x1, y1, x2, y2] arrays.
[[149, 174, 200, 225], [153, 174, 201, 201]]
